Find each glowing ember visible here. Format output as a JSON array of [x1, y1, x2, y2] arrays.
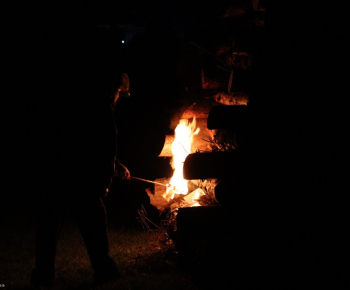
[[165, 117, 199, 200], [184, 188, 205, 207]]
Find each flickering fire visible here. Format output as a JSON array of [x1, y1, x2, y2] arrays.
[[165, 117, 199, 201]]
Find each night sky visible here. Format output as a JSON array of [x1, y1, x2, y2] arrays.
[[2, 1, 348, 235]]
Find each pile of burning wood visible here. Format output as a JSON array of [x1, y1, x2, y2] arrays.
[[141, 3, 259, 240], [143, 96, 250, 242]]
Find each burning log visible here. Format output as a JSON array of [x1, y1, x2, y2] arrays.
[[146, 177, 219, 211], [183, 150, 244, 180], [183, 188, 205, 206], [169, 98, 213, 131], [158, 135, 174, 157], [181, 99, 212, 119], [212, 91, 249, 105], [158, 118, 214, 157], [146, 177, 171, 211]]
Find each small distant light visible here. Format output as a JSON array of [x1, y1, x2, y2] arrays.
[[121, 40, 125, 44]]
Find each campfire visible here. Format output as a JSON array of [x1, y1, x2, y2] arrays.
[[146, 113, 219, 209], [166, 117, 199, 199], [134, 1, 269, 262], [141, 98, 229, 242], [141, 35, 251, 244], [164, 116, 208, 206], [140, 94, 251, 249]]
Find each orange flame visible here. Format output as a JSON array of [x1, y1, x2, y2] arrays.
[[165, 117, 199, 201]]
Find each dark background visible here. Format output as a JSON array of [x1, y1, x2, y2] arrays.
[[2, 1, 245, 218], [2, 0, 348, 239]]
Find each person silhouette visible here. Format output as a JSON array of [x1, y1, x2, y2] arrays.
[[30, 26, 131, 289]]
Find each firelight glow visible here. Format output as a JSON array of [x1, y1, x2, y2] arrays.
[[166, 117, 199, 200]]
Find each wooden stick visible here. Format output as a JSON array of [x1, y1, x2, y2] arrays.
[[130, 176, 170, 187]]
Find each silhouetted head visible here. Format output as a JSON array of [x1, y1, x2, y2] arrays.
[[111, 72, 130, 105]]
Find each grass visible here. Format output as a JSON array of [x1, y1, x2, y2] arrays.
[[2, 198, 287, 290], [4, 199, 345, 289], [4, 194, 322, 289], [0, 206, 203, 290]]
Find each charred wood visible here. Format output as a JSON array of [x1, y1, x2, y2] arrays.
[[209, 129, 237, 151], [183, 150, 246, 179], [225, 51, 253, 71], [212, 91, 249, 105]]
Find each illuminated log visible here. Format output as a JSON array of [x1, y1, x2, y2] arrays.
[[181, 100, 212, 119], [158, 135, 174, 157], [158, 118, 214, 157], [146, 177, 171, 211], [212, 91, 249, 105], [183, 151, 245, 180]]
